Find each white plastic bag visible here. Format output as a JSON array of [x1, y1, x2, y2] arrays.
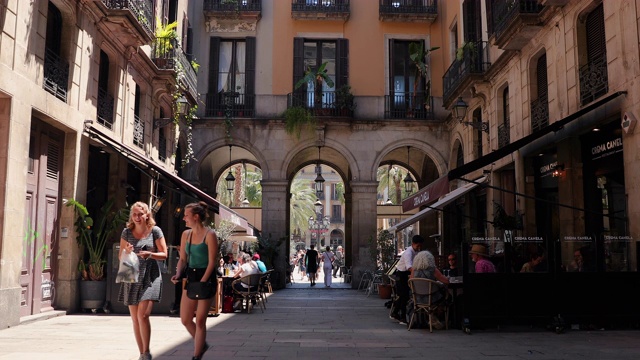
[[116, 249, 140, 283]]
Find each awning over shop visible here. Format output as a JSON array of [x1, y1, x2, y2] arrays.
[[388, 176, 487, 233], [84, 123, 256, 235], [448, 91, 626, 180]]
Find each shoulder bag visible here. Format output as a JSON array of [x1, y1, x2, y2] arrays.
[[185, 230, 216, 300]]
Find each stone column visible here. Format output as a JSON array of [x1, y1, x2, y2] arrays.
[[346, 181, 378, 288], [260, 180, 289, 288]]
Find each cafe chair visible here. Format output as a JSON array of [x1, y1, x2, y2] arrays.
[[343, 267, 352, 284], [407, 278, 450, 332], [358, 270, 373, 291], [231, 273, 265, 314], [388, 274, 399, 317], [259, 270, 274, 304]]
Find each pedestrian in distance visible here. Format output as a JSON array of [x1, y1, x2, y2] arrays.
[[171, 202, 218, 360], [118, 201, 168, 360], [333, 245, 344, 278], [304, 244, 319, 286], [322, 246, 335, 287]]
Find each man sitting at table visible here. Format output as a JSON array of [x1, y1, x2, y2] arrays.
[[232, 253, 260, 310], [253, 253, 267, 273], [390, 235, 424, 326]]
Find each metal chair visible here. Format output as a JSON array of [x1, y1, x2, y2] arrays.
[[231, 273, 265, 313], [407, 278, 450, 332], [259, 270, 273, 304], [343, 266, 352, 283], [367, 271, 384, 296], [358, 270, 373, 291], [388, 274, 399, 317]]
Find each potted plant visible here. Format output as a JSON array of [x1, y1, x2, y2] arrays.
[[368, 228, 396, 299], [335, 84, 356, 116], [152, 20, 178, 67], [409, 42, 439, 111], [66, 198, 129, 311]]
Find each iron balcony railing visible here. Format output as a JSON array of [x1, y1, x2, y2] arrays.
[[379, 0, 437, 15], [443, 40, 490, 105], [205, 92, 255, 118], [330, 216, 344, 223], [498, 118, 510, 149], [97, 88, 115, 129], [291, 0, 350, 13], [133, 114, 144, 148], [102, 0, 154, 38], [491, 0, 543, 39], [579, 53, 608, 105], [152, 37, 198, 100], [43, 48, 69, 103], [287, 91, 354, 117], [384, 92, 435, 120], [530, 94, 549, 132], [204, 0, 262, 13]]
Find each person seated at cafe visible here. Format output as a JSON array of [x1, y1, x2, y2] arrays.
[[216, 258, 225, 277], [469, 244, 496, 273], [227, 252, 239, 269], [252, 253, 267, 273], [390, 235, 424, 325], [231, 253, 260, 310], [520, 248, 544, 273], [443, 253, 459, 277], [569, 246, 593, 272], [409, 250, 449, 329]]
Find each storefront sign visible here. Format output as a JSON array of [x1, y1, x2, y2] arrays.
[[401, 175, 449, 212], [621, 112, 636, 134], [590, 137, 623, 161], [538, 160, 559, 179]]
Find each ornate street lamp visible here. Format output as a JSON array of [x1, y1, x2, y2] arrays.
[[403, 146, 415, 195], [314, 146, 325, 198], [225, 145, 235, 205], [309, 200, 330, 246]]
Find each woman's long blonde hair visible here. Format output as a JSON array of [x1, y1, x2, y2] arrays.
[[126, 201, 156, 230]]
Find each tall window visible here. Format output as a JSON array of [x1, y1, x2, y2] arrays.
[[133, 85, 144, 148], [218, 40, 246, 99], [97, 50, 114, 129], [43, 2, 69, 102], [498, 87, 510, 148], [389, 39, 428, 115], [473, 108, 483, 159], [293, 38, 348, 109], [579, 3, 608, 105], [531, 53, 549, 131]]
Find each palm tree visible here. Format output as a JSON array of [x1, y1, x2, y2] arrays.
[[290, 177, 316, 237], [244, 165, 262, 207]]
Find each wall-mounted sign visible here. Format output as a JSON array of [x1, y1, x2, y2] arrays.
[[591, 136, 623, 161], [621, 112, 636, 134], [401, 175, 449, 212]]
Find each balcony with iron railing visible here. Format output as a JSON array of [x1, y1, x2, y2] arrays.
[[287, 91, 354, 117], [205, 92, 255, 118], [379, 0, 437, 23], [291, 0, 350, 21], [443, 40, 490, 107], [152, 37, 198, 101], [491, 0, 544, 50], [203, 0, 261, 21], [498, 118, 510, 149], [330, 216, 345, 223], [43, 48, 69, 103], [384, 92, 435, 120], [579, 53, 608, 106], [98, 0, 154, 46], [530, 94, 549, 132], [97, 88, 115, 129]]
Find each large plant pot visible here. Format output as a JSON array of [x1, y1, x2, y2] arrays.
[[79, 280, 107, 311], [378, 284, 392, 299]]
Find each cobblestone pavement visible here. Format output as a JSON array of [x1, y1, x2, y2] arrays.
[[1, 286, 639, 360]]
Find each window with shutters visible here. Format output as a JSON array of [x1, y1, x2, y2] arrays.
[[158, 128, 167, 162], [472, 108, 483, 159], [578, 3, 607, 105], [291, 38, 349, 116], [133, 85, 144, 149], [43, 2, 69, 103], [205, 37, 256, 117], [387, 39, 433, 119], [97, 50, 114, 129], [498, 86, 510, 149], [531, 53, 549, 132]]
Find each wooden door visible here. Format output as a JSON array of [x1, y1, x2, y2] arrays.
[[22, 121, 61, 316]]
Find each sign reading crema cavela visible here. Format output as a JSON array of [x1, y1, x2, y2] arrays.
[[401, 176, 449, 212]]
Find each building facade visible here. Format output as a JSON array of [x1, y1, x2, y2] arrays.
[[3, 0, 640, 329]]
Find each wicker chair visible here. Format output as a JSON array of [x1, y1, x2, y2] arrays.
[[231, 273, 265, 313], [407, 278, 450, 332]]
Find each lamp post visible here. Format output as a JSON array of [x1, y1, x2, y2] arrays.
[[308, 200, 330, 247], [453, 96, 489, 133], [225, 145, 235, 206]]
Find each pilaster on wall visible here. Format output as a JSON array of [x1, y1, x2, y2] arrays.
[[260, 180, 289, 288], [348, 181, 379, 288]]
